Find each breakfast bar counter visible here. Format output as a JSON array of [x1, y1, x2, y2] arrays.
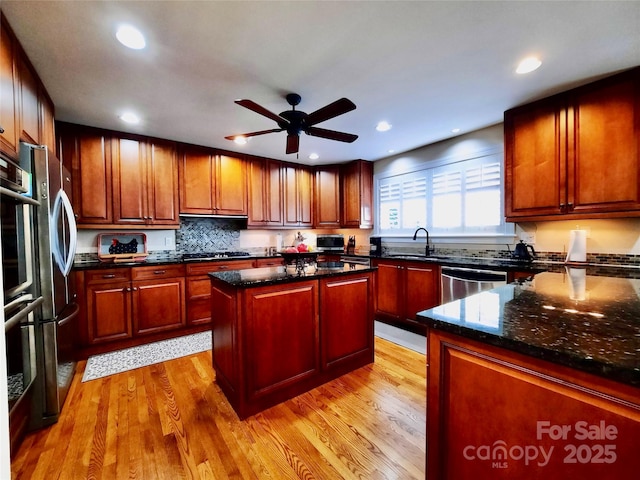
[[416, 270, 640, 479], [208, 264, 376, 419]]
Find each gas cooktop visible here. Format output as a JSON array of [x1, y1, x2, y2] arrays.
[[182, 251, 251, 261]]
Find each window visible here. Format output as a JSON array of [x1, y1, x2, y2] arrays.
[[376, 152, 513, 238]]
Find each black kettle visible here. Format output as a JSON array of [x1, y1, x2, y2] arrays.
[[511, 240, 536, 261]]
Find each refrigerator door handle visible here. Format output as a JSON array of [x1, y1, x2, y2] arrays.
[[51, 189, 77, 277]]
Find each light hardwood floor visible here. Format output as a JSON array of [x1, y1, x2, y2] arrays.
[[11, 337, 426, 479]]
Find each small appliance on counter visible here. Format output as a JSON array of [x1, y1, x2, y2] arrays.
[[509, 240, 536, 262], [316, 234, 345, 253], [369, 236, 382, 257]]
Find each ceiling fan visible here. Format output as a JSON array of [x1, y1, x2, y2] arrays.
[[225, 93, 358, 155]]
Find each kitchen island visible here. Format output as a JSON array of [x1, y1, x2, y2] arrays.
[[208, 263, 376, 419], [417, 269, 640, 479]]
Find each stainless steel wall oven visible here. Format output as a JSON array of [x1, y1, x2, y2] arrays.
[[2, 152, 41, 452]]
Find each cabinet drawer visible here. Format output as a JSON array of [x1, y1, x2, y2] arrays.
[[85, 268, 131, 285], [253, 258, 285, 268], [186, 260, 255, 276], [131, 264, 185, 281]]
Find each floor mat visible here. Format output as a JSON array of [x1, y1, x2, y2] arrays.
[[82, 331, 211, 382]]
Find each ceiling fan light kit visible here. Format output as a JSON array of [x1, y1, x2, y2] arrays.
[[226, 93, 358, 155]]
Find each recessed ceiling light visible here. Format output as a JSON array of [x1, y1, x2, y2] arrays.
[[376, 121, 392, 132], [233, 136, 247, 145], [516, 56, 542, 74], [119, 112, 140, 124], [309, 153, 319, 160], [387, 149, 395, 154], [451, 128, 461, 133], [116, 24, 146, 50]]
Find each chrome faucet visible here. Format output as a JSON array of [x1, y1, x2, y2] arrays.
[[412, 227, 431, 256]]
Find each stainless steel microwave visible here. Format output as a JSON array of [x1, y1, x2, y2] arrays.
[[316, 234, 345, 252]]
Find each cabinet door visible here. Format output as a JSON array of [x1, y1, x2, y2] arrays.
[[404, 262, 440, 321], [0, 23, 19, 158], [147, 140, 179, 225], [59, 126, 113, 225], [248, 157, 283, 227], [17, 55, 39, 144], [244, 281, 319, 401], [320, 273, 374, 371], [179, 146, 215, 214], [112, 137, 147, 224], [374, 261, 403, 320], [504, 98, 566, 219], [132, 277, 186, 335], [283, 164, 314, 227], [342, 160, 373, 228], [569, 71, 640, 214], [86, 282, 132, 344], [314, 166, 341, 228], [39, 89, 56, 155], [215, 155, 247, 216]]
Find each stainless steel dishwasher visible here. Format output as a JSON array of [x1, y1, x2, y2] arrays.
[[441, 266, 508, 303]]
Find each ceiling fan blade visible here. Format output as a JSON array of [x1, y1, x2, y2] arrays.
[[286, 134, 299, 154], [306, 98, 356, 126], [306, 127, 358, 143], [224, 128, 283, 140], [235, 99, 288, 125]]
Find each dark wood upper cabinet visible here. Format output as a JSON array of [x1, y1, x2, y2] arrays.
[[0, 20, 19, 158], [112, 137, 179, 226], [17, 54, 39, 144], [314, 165, 341, 228], [283, 163, 314, 227], [247, 157, 283, 227], [178, 146, 247, 216], [505, 67, 640, 221], [341, 159, 374, 229], [58, 124, 113, 225]]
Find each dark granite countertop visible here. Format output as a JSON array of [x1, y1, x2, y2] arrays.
[[72, 254, 274, 270], [417, 270, 640, 387], [208, 264, 376, 288]]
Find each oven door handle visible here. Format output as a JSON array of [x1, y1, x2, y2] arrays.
[[51, 189, 77, 277], [4, 296, 44, 332], [0, 186, 41, 206]]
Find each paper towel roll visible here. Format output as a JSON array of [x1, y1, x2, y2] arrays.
[[566, 267, 587, 300], [565, 229, 587, 263]]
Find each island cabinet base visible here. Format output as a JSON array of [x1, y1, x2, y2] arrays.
[[210, 271, 374, 419], [426, 329, 640, 479]]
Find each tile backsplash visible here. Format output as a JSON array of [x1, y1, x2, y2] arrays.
[[175, 217, 243, 253]]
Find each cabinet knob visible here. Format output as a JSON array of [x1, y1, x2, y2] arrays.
[[153, 270, 166, 275], [103, 274, 116, 279], [124, 287, 131, 292]]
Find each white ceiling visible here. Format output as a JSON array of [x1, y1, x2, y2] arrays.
[[2, 1, 639, 165]]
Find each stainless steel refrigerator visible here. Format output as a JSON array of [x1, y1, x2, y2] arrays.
[[20, 142, 78, 427]]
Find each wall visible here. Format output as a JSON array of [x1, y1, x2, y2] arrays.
[[76, 222, 373, 258], [373, 123, 640, 260]]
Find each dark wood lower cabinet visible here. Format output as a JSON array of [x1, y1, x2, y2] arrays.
[[80, 265, 188, 355], [210, 270, 375, 419], [426, 329, 640, 479], [373, 259, 440, 335], [132, 276, 186, 335]]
